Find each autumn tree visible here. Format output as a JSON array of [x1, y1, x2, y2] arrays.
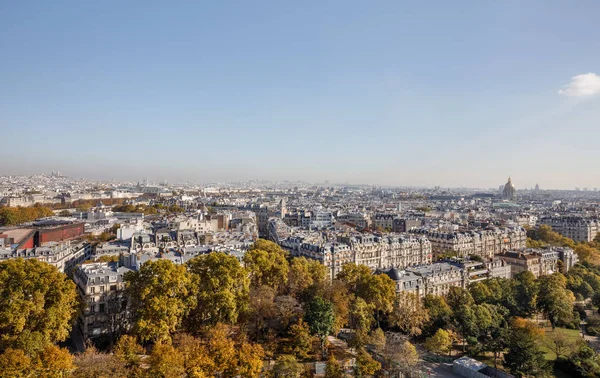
[[384, 338, 419, 376], [0, 348, 32, 378], [173, 333, 212, 377], [186, 252, 250, 328], [0, 259, 78, 355], [287, 257, 327, 299], [323, 279, 352, 333], [272, 355, 303, 378], [125, 259, 197, 343], [35, 344, 74, 378], [244, 240, 289, 292], [248, 285, 277, 340], [348, 297, 375, 347], [284, 320, 314, 360], [113, 335, 144, 368], [355, 347, 381, 377], [72, 345, 128, 378], [147, 342, 186, 378], [389, 292, 429, 337], [425, 329, 452, 356], [304, 296, 335, 358], [324, 354, 344, 378]]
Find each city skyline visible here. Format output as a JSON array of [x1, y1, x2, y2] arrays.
[[1, 1, 600, 189]]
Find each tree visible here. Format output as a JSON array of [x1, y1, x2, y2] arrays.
[[537, 273, 575, 329], [147, 342, 185, 378], [425, 329, 452, 356], [248, 285, 277, 340], [272, 355, 303, 378], [544, 329, 581, 359], [58, 210, 71, 217], [0, 259, 78, 354], [113, 334, 144, 367], [0, 348, 32, 378], [285, 320, 314, 360], [244, 241, 289, 292], [203, 324, 237, 376], [125, 259, 196, 343], [236, 341, 265, 378], [72, 345, 128, 378], [288, 257, 327, 298], [323, 280, 351, 334], [423, 294, 452, 335], [186, 252, 250, 328], [348, 297, 375, 347], [514, 271, 538, 317], [384, 338, 419, 376], [389, 292, 429, 336], [355, 347, 381, 376], [324, 354, 344, 378], [504, 327, 550, 378], [173, 333, 212, 378], [35, 344, 74, 378], [368, 328, 386, 353], [304, 296, 335, 358], [447, 287, 477, 352], [274, 295, 303, 332]]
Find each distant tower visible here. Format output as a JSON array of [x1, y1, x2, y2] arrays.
[[502, 176, 516, 199], [535, 183, 540, 192], [280, 198, 287, 219]]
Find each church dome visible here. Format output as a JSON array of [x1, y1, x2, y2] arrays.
[[503, 177, 516, 199]]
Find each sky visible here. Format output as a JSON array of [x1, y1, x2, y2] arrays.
[[1, 1, 599, 189]]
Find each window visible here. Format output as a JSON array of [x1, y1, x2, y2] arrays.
[[99, 304, 105, 313], [110, 285, 117, 291], [90, 287, 95, 294], [100, 286, 105, 293]]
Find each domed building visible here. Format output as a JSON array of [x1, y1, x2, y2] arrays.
[[502, 176, 516, 199]]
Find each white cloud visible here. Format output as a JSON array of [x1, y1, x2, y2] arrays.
[[558, 73, 600, 97]]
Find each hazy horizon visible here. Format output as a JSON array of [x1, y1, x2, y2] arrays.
[[1, 1, 599, 189]]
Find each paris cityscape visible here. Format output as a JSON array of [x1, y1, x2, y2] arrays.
[[2, 1, 600, 378]]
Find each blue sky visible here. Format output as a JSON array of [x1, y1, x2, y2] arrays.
[[1, 1, 599, 189]]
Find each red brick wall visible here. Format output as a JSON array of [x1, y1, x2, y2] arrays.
[[37, 223, 85, 244]]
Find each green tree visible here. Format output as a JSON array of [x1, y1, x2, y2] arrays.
[[125, 259, 196, 343], [537, 273, 574, 329], [423, 294, 452, 335], [0, 259, 78, 355], [504, 327, 550, 378], [514, 271, 538, 317], [304, 296, 335, 358], [186, 252, 249, 328], [425, 329, 452, 355], [244, 240, 289, 292]]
